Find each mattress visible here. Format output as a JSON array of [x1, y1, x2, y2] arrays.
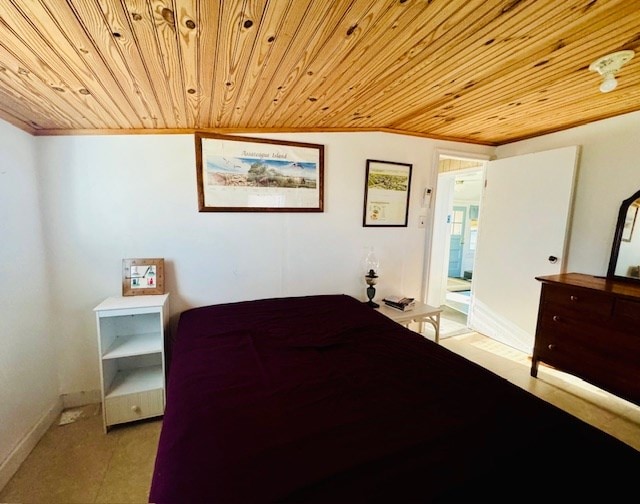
[[150, 294, 640, 503]]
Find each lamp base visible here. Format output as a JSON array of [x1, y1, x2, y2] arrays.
[[364, 285, 379, 308]]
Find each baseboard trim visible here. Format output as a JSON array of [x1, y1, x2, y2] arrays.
[[0, 398, 63, 491]]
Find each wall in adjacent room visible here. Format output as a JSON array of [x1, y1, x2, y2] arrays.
[[37, 131, 494, 395], [495, 110, 640, 276], [0, 120, 60, 488]]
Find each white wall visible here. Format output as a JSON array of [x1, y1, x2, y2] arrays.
[[37, 131, 493, 395], [3, 108, 639, 460], [496, 110, 640, 276], [5, 108, 639, 418], [0, 120, 60, 487]]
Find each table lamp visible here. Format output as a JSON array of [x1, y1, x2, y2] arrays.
[[364, 248, 380, 308]]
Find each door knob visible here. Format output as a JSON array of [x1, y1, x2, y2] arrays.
[[548, 256, 558, 263]]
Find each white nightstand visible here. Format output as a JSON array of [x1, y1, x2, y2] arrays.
[[94, 293, 169, 432], [376, 302, 442, 343]]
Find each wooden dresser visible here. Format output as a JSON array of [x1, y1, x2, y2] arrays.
[[532, 272, 640, 406]]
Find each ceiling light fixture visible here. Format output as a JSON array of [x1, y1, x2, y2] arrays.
[[589, 50, 635, 93]]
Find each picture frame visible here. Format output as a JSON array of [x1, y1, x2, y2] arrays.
[[195, 132, 324, 212], [622, 203, 639, 242], [363, 159, 412, 227], [122, 258, 165, 296]]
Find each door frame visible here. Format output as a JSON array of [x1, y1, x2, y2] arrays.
[[422, 149, 490, 309]]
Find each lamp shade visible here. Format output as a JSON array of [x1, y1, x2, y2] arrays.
[[364, 248, 379, 275], [600, 74, 618, 93]]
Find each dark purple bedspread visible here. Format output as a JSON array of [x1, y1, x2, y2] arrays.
[[150, 294, 639, 503]]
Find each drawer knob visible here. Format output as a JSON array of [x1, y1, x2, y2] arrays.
[[552, 315, 560, 322], [548, 344, 556, 351], [131, 405, 141, 413], [570, 295, 578, 301]]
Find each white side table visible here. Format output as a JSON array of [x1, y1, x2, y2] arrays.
[[94, 293, 169, 432], [376, 302, 442, 343]]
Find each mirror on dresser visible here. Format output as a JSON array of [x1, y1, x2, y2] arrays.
[[608, 189, 640, 283]]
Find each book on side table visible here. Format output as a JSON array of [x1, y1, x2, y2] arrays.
[[382, 296, 416, 311]]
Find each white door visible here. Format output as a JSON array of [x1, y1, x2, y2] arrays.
[[469, 146, 579, 353]]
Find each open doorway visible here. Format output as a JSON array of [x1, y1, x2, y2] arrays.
[[426, 155, 486, 337]]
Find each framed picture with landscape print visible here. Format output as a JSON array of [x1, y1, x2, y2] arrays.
[[363, 159, 412, 227], [195, 132, 324, 212]]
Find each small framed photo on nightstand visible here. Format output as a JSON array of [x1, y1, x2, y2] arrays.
[[122, 258, 165, 296]]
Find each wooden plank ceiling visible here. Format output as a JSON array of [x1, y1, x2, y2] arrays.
[[0, 0, 638, 145]]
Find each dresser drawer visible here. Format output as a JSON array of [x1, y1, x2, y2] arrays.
[[534, 332, 640, 403], [538, 310, 611, 340], [538, 309, 640, 362], [613, 298, 640, 327], [535, 333, 606, 378], [542, 284, 613, 318], [105, 389, 164, 426]]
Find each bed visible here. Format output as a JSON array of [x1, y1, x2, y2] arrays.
[[150, 294, 640, 503]]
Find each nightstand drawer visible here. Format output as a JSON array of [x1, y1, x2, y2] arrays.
[[105, 389, 164, 426]]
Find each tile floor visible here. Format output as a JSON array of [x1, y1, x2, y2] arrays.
[[1, 328, 639, 503], [0, 412, 161, 504]]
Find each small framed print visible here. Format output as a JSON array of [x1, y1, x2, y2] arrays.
[[363, 159, 412, 227], [122, 258, 165, 296]]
